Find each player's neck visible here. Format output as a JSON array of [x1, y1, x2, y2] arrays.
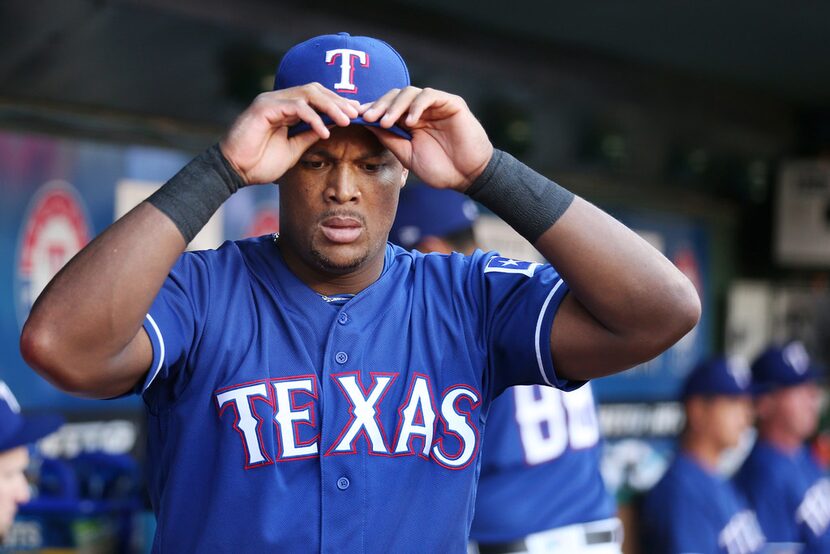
[[277, 238, 386, 296], [758, 425, 803, 454], [681, 434, 722, 472]]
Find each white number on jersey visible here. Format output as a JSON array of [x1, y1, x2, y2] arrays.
[[514, 385, 600, 465]]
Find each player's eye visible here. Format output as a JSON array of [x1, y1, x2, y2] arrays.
[[362, 163, 384, 172], [301, 160, 326, 170]]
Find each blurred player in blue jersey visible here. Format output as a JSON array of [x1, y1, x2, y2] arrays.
[[391, 185, 622, 554], [0, 381, 62, 541], [735, 341, 830, 552], [22, 32, 700, 552], [641, 356, 766, 554]]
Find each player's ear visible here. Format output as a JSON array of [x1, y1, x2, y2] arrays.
[[399, 168, 409, 188], [754, 394, 773, 422], [684, 397, 704, 432]]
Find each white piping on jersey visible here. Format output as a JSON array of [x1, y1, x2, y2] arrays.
[[534, 279, 565, 387], [143, 313, 166, 393]]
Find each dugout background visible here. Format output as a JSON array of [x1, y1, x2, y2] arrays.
[[1, 1, 829, 552]]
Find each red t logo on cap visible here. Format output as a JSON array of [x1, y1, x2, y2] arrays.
[[325, 48, 370, 93]]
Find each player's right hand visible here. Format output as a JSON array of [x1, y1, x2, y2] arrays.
[[359, 87, 493, 193], [219, 84, 360, 185]]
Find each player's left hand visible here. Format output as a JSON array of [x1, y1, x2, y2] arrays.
[[360, 87, 493, 192]]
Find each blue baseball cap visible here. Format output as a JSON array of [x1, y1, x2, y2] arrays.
[[681, 356, 752, 399], [275, 32, 412, 139], [0, 381, 63, 452], [390, 184, 479, 249], [750, 341, 821, 395]]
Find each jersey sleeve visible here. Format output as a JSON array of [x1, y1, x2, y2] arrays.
[[139, 250, 212, 398], [471, 251, 581, 396]]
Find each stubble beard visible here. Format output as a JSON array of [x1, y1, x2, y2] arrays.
[[309, 243, 370, 275]]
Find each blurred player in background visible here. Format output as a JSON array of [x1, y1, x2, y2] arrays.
[[640, 357, 766, 554], [735, 341, 830, 552], [391, 185, 622, 554], [0, 381, 62, 541]]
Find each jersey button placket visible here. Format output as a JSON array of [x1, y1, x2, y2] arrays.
[[322, 310, 363, 552]]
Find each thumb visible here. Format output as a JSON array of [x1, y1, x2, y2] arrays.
[[366, 127, 412, 169], [288, 129, 322, 157]]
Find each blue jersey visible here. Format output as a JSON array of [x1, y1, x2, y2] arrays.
[[138, 236, 573, 552], [470, 383, 615, 543], [641, 452, 766, 554], [735, 440, 830, 553]]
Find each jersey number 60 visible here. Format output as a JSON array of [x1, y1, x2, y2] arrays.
[[514, 385, 600, 465]]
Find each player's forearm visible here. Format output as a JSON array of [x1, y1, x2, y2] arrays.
[[534, 198, 700, 362], [467, 149, 700, 376]]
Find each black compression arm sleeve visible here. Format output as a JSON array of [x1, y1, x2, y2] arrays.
[[147, 144, 246, 243], [466, 149, 574, 244]]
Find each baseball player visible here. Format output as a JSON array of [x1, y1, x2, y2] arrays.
[[0, 381, 63, 540], [640, 356, 767, 554], [21, 32, 700, 551], [735, 341, 830, 552], [391, 185, 622, 554]]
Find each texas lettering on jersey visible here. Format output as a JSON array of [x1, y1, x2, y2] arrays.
[[215, 371, 481, 470], [719, 510, 766, 554], [796, 477, 830, 537]]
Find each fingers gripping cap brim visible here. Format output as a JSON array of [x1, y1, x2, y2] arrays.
[[288, 117, 412, 140]]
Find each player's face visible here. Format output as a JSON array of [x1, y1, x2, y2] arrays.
[[704, 395, 752, 450], [278, 126, 407, 283], [0, 446, 31, 538], [770, 382, 822, 441]]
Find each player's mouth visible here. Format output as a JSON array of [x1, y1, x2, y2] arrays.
[[319, 215, 364, 244]]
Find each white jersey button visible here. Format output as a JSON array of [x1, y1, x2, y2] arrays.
[[337, 476, 350, 490], [335, 352, 349, 364]]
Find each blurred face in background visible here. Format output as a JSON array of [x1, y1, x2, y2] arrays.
[[0, 446, 31, 538], [758, 382, 822, 442], [710, 395, 753, 450], [688, 395, 753, 451]]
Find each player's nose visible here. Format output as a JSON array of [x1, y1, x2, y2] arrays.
[[14, 474, 31, 504], [325, 166, 360, 204]]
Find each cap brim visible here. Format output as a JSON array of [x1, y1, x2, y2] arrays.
[[0, 414, 63, 451], [288, 116, 412, 140], [751, 368, 819, 396], [682, 388, 751, 400]]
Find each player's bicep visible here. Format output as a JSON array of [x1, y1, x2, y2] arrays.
[[551, 295, 653, 381], [131, 251, 213, 400]]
